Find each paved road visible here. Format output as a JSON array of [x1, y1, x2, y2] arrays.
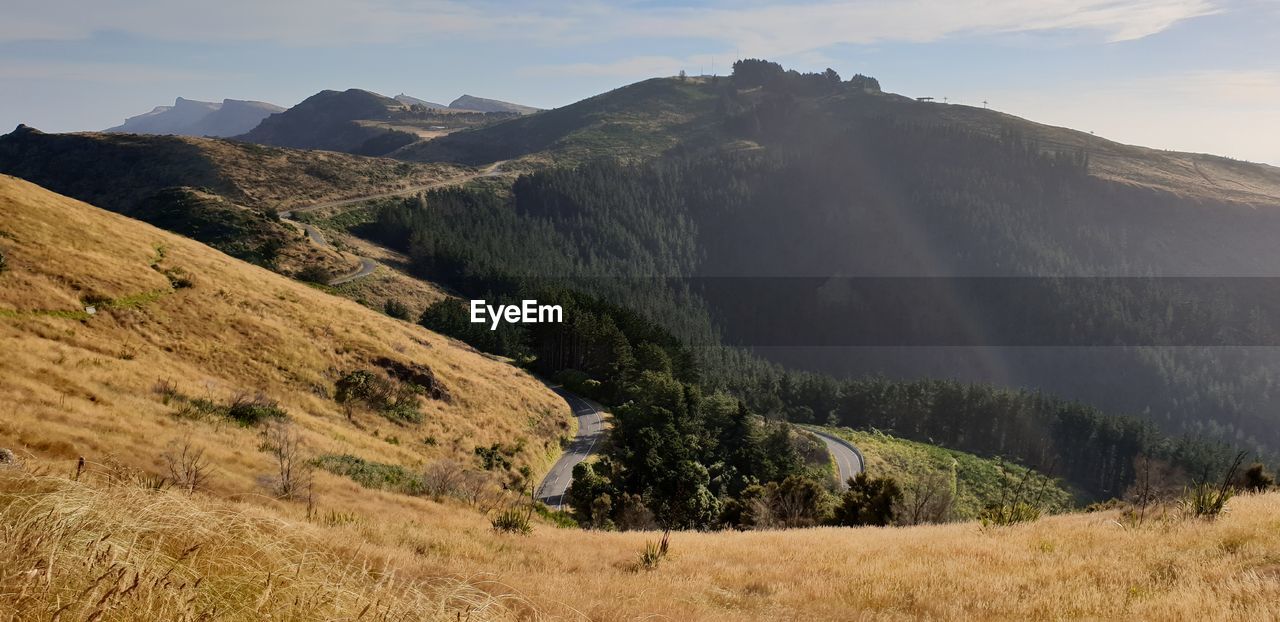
[[535, 389, 606, 510], [804, 427, 865, 489], [330, 256, 377, 285], [280, 161, 507, 286]]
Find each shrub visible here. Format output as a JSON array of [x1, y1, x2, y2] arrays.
[[383, 298, 411, 320], [1182, 451, 1247, 520], [262, 420, 311, 499], [295, 265, 333, 284], [638, 530, 671, 571], [897, 472, 956, 525], [833, 473, 901, 527], [976, 462, 1056, 528], [226, 393, 287, 426], [163, 386, 286, 427], [771, 476, 831, 528], [335, 369, 424, 424], [491, 506, 533, 535], [314, 454, 423, 495], [979, 501, 1042, 527], [422, 459, 499, 507], [162, 437, 213, 494], [1239, 463, 1275, 492], [474, 442, 520, 471], [533, 504, 579, 528], [1181, 483, 1233, 519], [0, 249, 7, 273]]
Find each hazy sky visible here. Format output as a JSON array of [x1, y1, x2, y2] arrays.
[[2, 0, 1277, 164]]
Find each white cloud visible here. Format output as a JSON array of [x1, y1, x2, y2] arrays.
[[0, 0, 1220, 53]]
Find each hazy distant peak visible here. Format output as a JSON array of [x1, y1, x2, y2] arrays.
[[394, 93, 449, 110], [448, 94, 539, 115], [105, 96, 282, 137]]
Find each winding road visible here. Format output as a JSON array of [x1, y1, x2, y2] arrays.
[[804, 426, 865, 489], [535, 389, 606, 510], [280, 161, 507, 286]]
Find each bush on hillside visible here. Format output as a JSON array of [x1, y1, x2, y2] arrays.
[[226, 393, 287, 426], [383, 298, 411, 320], [295, 265, 333, 284], [1238, 463, 1275, 492], [314, 454, 423, 495], [833, 473, 902, 527], [490, 506, 533, 535], [334, 369, 424, 424]]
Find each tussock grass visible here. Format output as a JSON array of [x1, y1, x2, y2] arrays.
[[0, 468, 524, 621]]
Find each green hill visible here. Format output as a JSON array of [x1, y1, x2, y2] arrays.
[[822, 427, 1076, 521]]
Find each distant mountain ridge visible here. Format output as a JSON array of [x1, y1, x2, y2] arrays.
[[106, 97, 284, 137], [394, 93, 449, 110], [232, 88, 531, 157], [448, 94, 539, 115]]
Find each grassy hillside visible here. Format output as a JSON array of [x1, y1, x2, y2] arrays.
[[0, 173, 568, 496], [825, 427, 1076, 520], [3, 174, 1280, 620]]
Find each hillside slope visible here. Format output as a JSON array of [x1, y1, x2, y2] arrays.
[[0, 125, 462, 274], [0, 174, 569, 496], [2, 174, 1279, 621], [238, 88, 416, 155], [399, 77, 723, 165]]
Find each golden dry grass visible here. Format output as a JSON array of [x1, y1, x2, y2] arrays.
[[4, 456, 1279, 621], [0, 173, 569, 496], [3, 175, 1280, 621], [0, 467, 527, 622]]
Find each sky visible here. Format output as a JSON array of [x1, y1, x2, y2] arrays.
[[1, 0, 1277, 164]]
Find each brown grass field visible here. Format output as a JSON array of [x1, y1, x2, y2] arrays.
[[3, 175, 1280, 621]]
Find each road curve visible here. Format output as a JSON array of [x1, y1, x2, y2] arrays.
[[330, 256, 377, 285], [803, 426, 865, 489], [535, 389, 606, 510]]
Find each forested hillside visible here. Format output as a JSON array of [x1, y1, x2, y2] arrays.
[[358, 64, 1280, 502]]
